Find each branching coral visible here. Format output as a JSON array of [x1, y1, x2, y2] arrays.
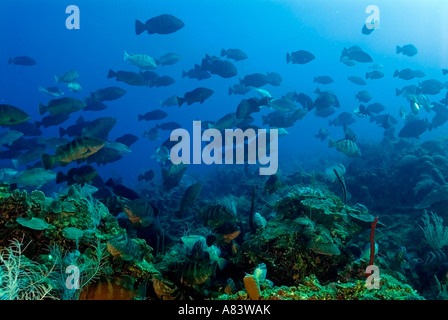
[[0, 239, 54, 300]]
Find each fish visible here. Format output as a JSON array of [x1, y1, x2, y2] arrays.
[[396, 44, 418, 57], [286, 50, 315, 64], [105, 178, 140, 200], [293, 92, 314, 111], [138, 110, 168, 121], [58, 116, 87, 137], [262, 109, 304, 128], [348, 76, 367, 85], [236, 97, 268, 119], [158, 53, 181, 66], [398, 118, 431, 138], [8, 56, 36, 66], [329, 112, 355, 127], [82, 117, 117, 141], [123, 198, 158, 227], [228, 84, 251, 96], [39, 97, 85, 116], [419, 79, 446, 95], [315, 127, 329, 141], [221, 48, 248, 61], [209, 112, 240, 131], [362, 24, 374, 35], [325, 163, 346, 182], [314, 88, 340, 110], [369, 63, 384, 69], [343, 125, 356, 142], [355, 90, 372, 103], [264, 173, 281, 195], [175, 183, 203, 218], [366, 70, 384, 80], [135, 14, 184, 35], [55, 70, 79, 83], [87, 87, 126, 104], [151, 75, 175, 87], [254, 88, 272, 99], [156, 121, 182, 130], [162, 163, 188, 192], [138, 169, 155, 182], [371, 114, 398, 129], [314, 107, 335, 118], [395, 85, 420, 97], [86, 147, 122, 166], [314, 76, 333, 84], [124, 51, 158, 70], [341, 56, 356, 66], [393, 68, 417, 81], [107, 70, 147, 86], [35, 113, 70, 128], [202, 204, 238, 228], [177, 87, 214, 106], [160, 95, 180, 107], [239, 73, 270, 88], [115, 134, 138, 147], [340, 47, 373, 63], [41, 136, 106, 169], [143, 127, 160, 141], [56, 165, 98, 186], [7, 168, 55, 189], [268, 97, 298, 113], [182, 64, 211, 80], [0, 129, 24, 146], [367, 103, 385, 114], [328, 138, 361, 157], [201, 54, 237, 78], [68, 81, 82, 92], [38, 86, 64, 97], [10, 121, 42, 136], [0, 104, 31, 126], [152, 146, 171, 165]]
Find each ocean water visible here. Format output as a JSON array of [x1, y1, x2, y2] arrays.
[[2, 0, 448, 302]]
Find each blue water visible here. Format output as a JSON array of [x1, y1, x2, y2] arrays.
[[2, 0, 448, 186]]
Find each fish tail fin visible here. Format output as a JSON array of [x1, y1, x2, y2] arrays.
[[135, 19, 146, 35], [124, 50, 130, 62], [177, 96, 185, 107], [395, 88, 402, 96], [393, 70, 399, 77], [369, 114, 376, 123], [443, 69, 448, 76], [286, 53, 290, 64], [396, 46, 402, 54], [56, 171, 67, 184], [38, 103, 46, 115], [365, 72, 369, 79], [41, 154, 55, 170], [138, 114, 143, 121], [182, 70, 187, 78], [313, 77, 317, 83], [54, 75, 61, 83], [228, 86, 233, 95], [328, 119, 333, 126], [59, 126, 67, 137], [107, 69, 116, 78], [105, 178, 115, 188], [8, 57, 13, 64], [35, 121, 42, 129], [328, 139, 336, 148], [220, 48, 226, 57]]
